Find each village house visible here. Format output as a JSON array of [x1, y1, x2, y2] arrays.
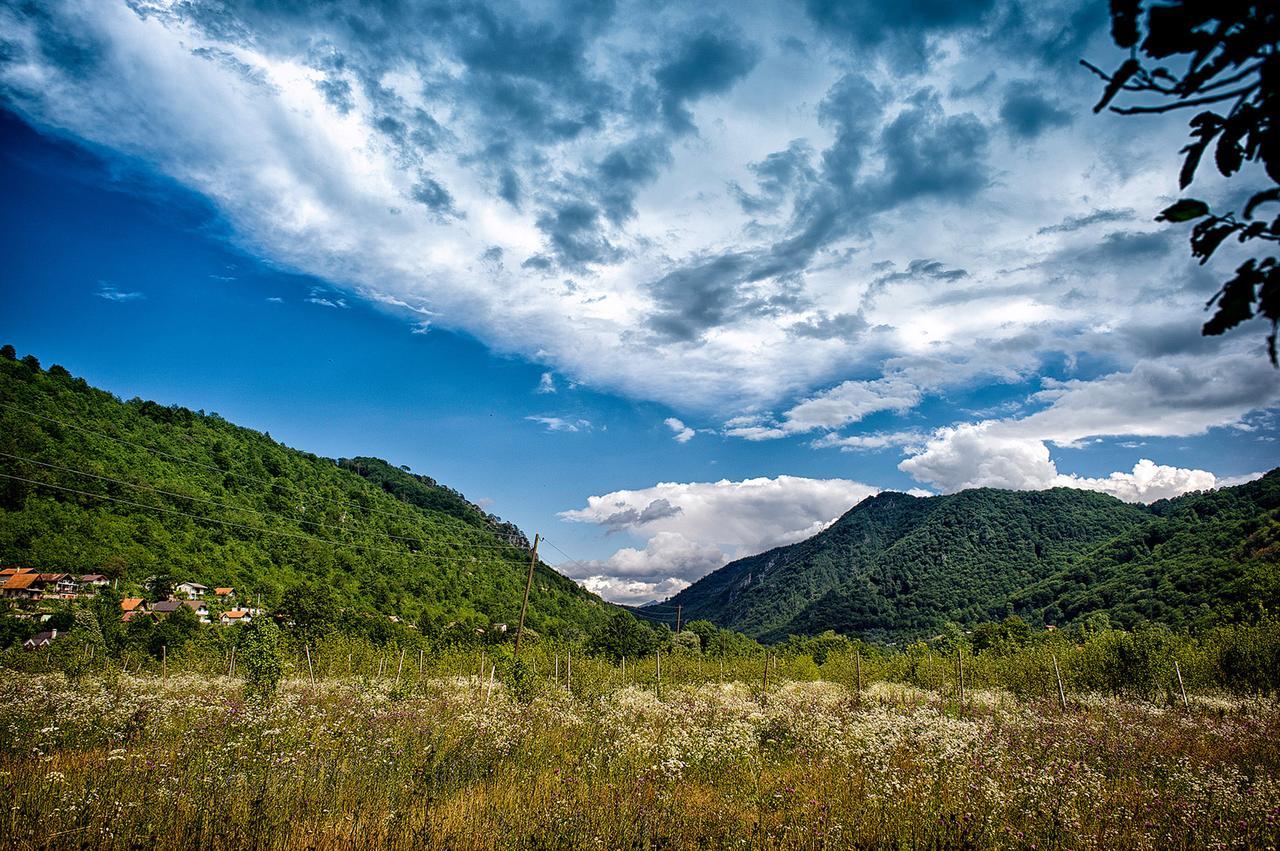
[[175, 581, 209, 600], [150, 599, 186, 617], [220, 608, 252, 625], [214, 587, 234, 601], [23, 629, 59, 650], [40, 573, 80, 599], [182, 599, 211, 624], [80, 574, 110, 591], [1, 571, 42, 601], [120, 597, 146, 614]]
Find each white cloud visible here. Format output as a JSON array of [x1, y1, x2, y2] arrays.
[[559, 475, 879, 599], [664, 417, 696, 443], [1057, 460, 1216, 503], [725, 377, 921, 440], [897, 353, 1279, 499], [525, 416, 592, 433], [535, 372, 556, 394], [577, 575, 692, 607], [96, 284, 144, 302]]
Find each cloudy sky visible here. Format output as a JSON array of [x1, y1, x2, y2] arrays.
[[1, 0, 1276, 604]]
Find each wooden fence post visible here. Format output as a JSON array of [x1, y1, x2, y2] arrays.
[[162, 644, 167, 679], [395, 648, 406, 687], [305, 644, 316, 685], [1175, 659, 1190, 712], [227, 646, 236, 677], [855, 650, 862, 702], [554, 653, 559, 685], [957, 647, 965, 712], [418, 648, 424, 677], [567, 650, 572, 690], [654, 649, 661, 700], [1052, 653, 1067, 711], [762, 654, 770, 703]]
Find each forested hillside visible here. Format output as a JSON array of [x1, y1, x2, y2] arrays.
[[659, 478, 1280, 642], [0, 349, 614, 637], [1009, 472, 1280, 630]]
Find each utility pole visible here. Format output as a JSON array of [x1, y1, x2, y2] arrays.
[[514, 533, 539, 656], [675, 604, 682, 633]]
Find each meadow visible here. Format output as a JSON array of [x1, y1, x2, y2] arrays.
[[3, 642, 1279, 850]]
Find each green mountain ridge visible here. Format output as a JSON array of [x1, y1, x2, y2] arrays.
[[661, 475, 1280, 642], [0, 352, 614, 638]]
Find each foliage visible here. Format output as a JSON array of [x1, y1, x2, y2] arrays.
[[667, 476, 1278, 642], [239, 617, 283, 699], [1085, 0, 1280, 362], [0, 350, 618, 642]]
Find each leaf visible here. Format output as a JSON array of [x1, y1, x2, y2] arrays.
[[1190, 221, 1235, 263], [1179, 112, 1223, 188], [1093, 58, 1141, 114], [1244, 189, 1280, 219], [1156, 199, 1210, 222], [1203, 259, 1260, 336], [1109, 0, 1142, 49], [1213, 107, 1250, 177]]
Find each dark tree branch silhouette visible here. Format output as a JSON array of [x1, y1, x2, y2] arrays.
[[1084, 0, 1279, 363]]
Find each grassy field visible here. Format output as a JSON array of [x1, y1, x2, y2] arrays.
[[3, 660, 1278, 849]]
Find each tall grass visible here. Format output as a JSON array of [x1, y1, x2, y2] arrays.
[[2, 658, 1278, 849]]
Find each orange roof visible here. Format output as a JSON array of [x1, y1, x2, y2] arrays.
[[121, 597, 144, 612], [214, 587, 233, 595], [0, 567, 33, 578], [222, 609, 247, 619], [2, 573, 39, 590], [39, 573, 68, 582]]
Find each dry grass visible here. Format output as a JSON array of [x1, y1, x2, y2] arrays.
[[2, 671, 1278, 849]]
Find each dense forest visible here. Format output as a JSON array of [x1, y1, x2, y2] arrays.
[[657, 475, 1280, 642], [0, 348, 617, 639]]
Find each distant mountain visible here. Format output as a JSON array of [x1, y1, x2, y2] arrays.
[[0, 350, 614, 636], [661, 476, 1280, 642]]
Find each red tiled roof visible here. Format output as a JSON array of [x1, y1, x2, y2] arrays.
[[222, 609, 248, 620], [214, 587, 234, 595], [121, 597, 144, 612], [3, 573, 39, 590]]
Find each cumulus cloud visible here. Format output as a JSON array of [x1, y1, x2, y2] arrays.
[[897, 355, 1279, 499], [535, 372, 556, 394], [726, 377, 921, 440], [664, 417, 696, 443], [559, 475, 879, 598]]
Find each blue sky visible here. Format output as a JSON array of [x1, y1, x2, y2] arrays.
[[1, 0, 1277, 604]]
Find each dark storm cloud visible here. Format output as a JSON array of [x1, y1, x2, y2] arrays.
[[999, 81, 1072, 139], [654, 30, 761, 133], [731, 140, 818, 216], [787, 311, 868, 340], [599, 497, 683, 530], [535, 201, 623, 269], [803, 0, 997, 69], [646, 78, 989, 341], [410, 173, 461, 221]]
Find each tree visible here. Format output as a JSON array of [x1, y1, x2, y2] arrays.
[[1085, 1, 1280, 362], [239, 618, 283, 699], [0, 344, 15, 361], [280, 579, 340, 641]]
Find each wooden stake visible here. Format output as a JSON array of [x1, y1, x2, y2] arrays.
[[161, 644, 167, 679], [1175, 660, 1189, 711], [418, 648, 424, 676], [395, 648, 406, 687], [484, 664, 495, 704], [762, 654, 769, 701], [513, 533, 539, 656], [675, 604, 682, 633], [305, 644, 316, 685], [855, 650, 862, 701], [554, 653, 559, 685], [621, 655, 626, 681], [377, 655, 385, 678], [566, 650, 572, 690], [655, 649, 661, 701], [227, 645, 236, 677], [957, 647, 965, 712], [1052, 653, 1067, 711]]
